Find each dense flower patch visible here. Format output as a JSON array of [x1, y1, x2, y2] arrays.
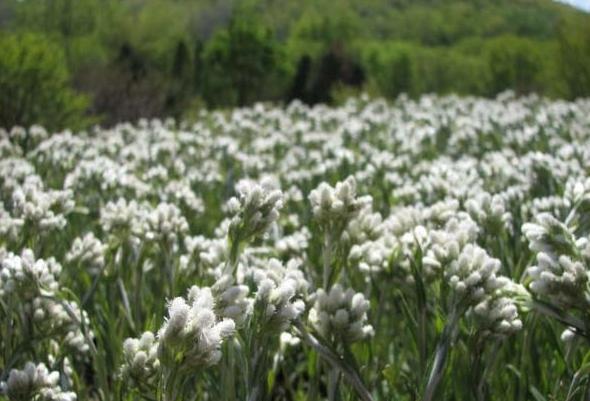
[[2, 93, 590, 400]]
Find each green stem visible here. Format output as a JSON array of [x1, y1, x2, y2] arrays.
[[423, 306, 460, 401], [294, 320, 374, 401], [323, 231, 332, 289]]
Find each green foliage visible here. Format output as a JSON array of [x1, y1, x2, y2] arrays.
[[0, 32, 90, 130], [484, 36, 546, 95], [556, 18, 590, 99], [202, 19, 287, 107], [0, 0, 590, 126], [362, 42, 489, 98]]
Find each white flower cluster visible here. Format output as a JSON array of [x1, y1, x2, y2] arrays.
[[447, 244, 522, 337], [211, 274, 252, 325], [180, 235, 227, 274], [121, 332, 160, 382], [522, 213, 576, 257], [162, 180, 205, 214], [523, 213, 589, 308], [100, 198, 142, 238], [66, 233, 106, 275], [309, 176, 363, 231], [344, 199, 384, 244], [0, 249, 92, 353], [422, 215, 479, 277], [9, 181, 74, 232], [309, 284, 373, 343], [349, 237, 395, 273], [157, 286, 236, 368], [136, 202, 189, 245], [0, 362, 76, 401], [274, 228, 311, 258], [227, 178, 283, 244], [247, 258, 309, 332], [0, 249, 61, 298], [465, 192, 512, 234]]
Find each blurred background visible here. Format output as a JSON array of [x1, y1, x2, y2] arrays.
[[0, 0, 589, 130]]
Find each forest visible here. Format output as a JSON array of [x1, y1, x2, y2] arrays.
[[0, 0, 590, 129]]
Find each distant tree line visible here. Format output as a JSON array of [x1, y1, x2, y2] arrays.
[[0, 0, 589, 130]]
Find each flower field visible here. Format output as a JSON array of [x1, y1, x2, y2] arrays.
[[2, 93, 590, 400]]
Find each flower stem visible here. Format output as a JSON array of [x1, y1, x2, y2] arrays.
[[423, 306, 460, 401], [294, 320, 374, 401]]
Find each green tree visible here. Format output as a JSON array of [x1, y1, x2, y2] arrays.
[[202, 19, 286, 107], [557, 19, 590, 99], [485, 36, 544, 95], [0, 33, 90, 130]]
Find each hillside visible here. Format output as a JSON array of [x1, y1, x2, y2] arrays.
[[0, 0, 589, 128]]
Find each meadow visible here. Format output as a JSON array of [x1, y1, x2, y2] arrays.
[[2, 93, 590, 400]]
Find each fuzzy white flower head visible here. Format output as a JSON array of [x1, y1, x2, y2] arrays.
[[275, 228, 311, 258], [100, 198, 142, 237], [158, 286, 236, 369], [227, 177, 283, 244], [66, 233, 106, 275], [0, 249, 61, 299], [30, 296, 93, 354], [309, 284, 373, 343], [211, 274, 253, 325], [349, 236, 396, 274], [121, 332, 160, 382], [465, 192, 512, 234], [422, 214, 479, 277], [446, 244, 502, 303], [1, 362, 76, 401], [527, 252, 588, 308], [309, 176, 362, 231], [10, 182, 74, 232], [344, 198, 383, 244], [162, 180, 205, 214], [136, 202, 189, 245], [247, 258, 309, 332], [522, 213, 577, 257], [0, 203, 24, 240], [470, 295, 523, 338]]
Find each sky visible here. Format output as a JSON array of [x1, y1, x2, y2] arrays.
[[557, 0, 590, 11]]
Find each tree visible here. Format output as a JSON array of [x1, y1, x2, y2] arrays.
[[0, 33, 90, 130], [557, 19, 590, 99], [202, 19, 286, 107]]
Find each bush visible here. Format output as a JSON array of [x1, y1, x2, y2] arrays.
[[0, 33, 90, 130]]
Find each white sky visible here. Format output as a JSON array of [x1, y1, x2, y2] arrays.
[[556, 0, 590, 11]]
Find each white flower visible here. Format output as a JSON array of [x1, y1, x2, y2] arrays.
[[247, 258, 309, 332], [309, 284, 373, 343], [136, 202, 189, 245], [465, 192, 512, 234], [66, 233, 106, 275], [0, 249, 61, 298], [446, 244, 502, 302], [309, 176, 362, 230], [1, 362, 76, 401], [100, 198, 142, 237], [121, 332, 160, 381], [211, 274, 253, 325], [527, 253, 588, 308], [158, 286, 236, 369], [227, 178, 283, 244], [9, 182, 74, 232], [522, 213, 577, 257]]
